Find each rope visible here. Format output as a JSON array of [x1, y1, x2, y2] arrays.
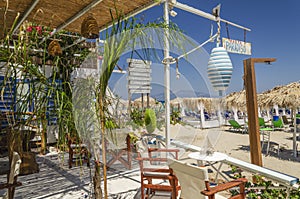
[[175, 58, 180, 79], [217, 17, 221, 47], [226, 22, 230, 39]]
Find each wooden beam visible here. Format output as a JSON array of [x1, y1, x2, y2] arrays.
[[12, 0, 40, 34], [243, 58, 276, 167]]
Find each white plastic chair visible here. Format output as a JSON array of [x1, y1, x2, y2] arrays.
[[168, 159, 247, 199]]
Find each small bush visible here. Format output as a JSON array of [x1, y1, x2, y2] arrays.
[[144, 108, 157, 134]]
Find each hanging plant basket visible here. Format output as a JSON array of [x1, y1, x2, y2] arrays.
[[48, 40, 62, 56], [81, 15, 99, 39]]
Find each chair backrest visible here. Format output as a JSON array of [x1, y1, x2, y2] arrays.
[[258, 117, 266, 127], [228, 120, 241, 128], [106, 128, 130, 150], [272, 119, 283, 128], [9, 152, 21, 184], [281, 115, 289, 125], [168, 159, 208, 199]]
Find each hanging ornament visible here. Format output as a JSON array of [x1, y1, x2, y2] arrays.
[[207, 46, 233, 95]]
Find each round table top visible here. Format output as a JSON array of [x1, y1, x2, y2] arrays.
[[188, 151, 228, 162]]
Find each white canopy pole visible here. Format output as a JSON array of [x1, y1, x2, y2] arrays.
[[162, 0, 251, 146], [171, 1, 251, 32], [164, 0, 171, 147], [293, 108, 297, 157]]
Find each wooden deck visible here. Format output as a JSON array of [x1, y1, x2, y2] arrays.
[[0, 152, 144, 199]]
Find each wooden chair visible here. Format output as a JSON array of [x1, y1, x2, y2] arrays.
[[0, 152, 22, 199], [106, 134, 132, 169], [67, 134, 90, 169], [169, 159, 247, 199], [137, 147, 181, 199]]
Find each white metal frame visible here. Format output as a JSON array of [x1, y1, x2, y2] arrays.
[[163, 0, 250, 147]]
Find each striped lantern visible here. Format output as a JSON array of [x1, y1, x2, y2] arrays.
[[207, 46, 233, 95]]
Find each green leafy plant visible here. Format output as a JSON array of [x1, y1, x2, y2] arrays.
[[144, 108, 157, 134], [130, 108, 144, 129], [230, 166, 300, 198], [170, 110, 181, 125]]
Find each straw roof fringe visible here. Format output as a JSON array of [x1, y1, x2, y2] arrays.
[[0, 0, 158, 38], [180, 97, 219, 112]]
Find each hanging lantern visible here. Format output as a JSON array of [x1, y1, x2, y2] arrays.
[[48, 40, 62, 56], [81, 15, 99, 39], [207, 46, 233, 95]]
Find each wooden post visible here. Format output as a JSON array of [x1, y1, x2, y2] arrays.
[[243, 58, 276, 166], [147, 93, 150, 108], [141, 93, 144, 110]]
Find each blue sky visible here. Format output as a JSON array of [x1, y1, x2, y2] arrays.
[[109, 0, 300, 100]]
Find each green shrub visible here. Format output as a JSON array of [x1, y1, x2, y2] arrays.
[[144, 108, 157, 134], [130, 108, 144, 127], [171, 110, 181, 124]]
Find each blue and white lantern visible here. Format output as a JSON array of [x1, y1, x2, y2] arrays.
[[207, 46, 233, 96]]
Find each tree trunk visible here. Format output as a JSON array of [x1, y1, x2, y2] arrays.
[[93, 161, 103, 198], [99, 94, 108, 198], [40, 113, 47, 155]]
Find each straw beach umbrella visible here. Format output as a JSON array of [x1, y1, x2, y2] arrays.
[[224, 90, 247, 121], [181, 97, 214, 128], [224, 90, 247, 109], [181, 97, 214, 112], [260, 81, 300, 157], [133, 96, 157, 108]]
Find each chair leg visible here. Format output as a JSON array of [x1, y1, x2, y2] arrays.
[[141, 178, 145, 199], [266, 134, 270, 155], [69, 149, 73, 168]]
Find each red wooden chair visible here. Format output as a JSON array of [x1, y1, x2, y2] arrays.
[[67, 134, 91, 169], [137, 147, 181, 199]]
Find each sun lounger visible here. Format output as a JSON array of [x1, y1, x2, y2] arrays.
[[272, 118, 285, 130], [228, 119, 247, 133]]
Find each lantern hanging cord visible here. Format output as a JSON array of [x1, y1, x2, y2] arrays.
[[177, 33, 218, 60], [175, 58, 180, 79], [162, 33, 218, 79], [226, 23, 230, 39], [216, 17, 221, 47]]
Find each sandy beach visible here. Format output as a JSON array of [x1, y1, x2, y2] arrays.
[[158, 123, 300, 179]]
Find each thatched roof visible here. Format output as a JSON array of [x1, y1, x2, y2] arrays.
[[224, 89, 268, 111], [224, 90, 246, 110], [0, 0, 159, 38], [259, 82, 300, 108]]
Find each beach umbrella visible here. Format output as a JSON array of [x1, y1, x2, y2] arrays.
[[170, 98, 183, 107], [224, 90, 247, 109], [224, 90, 247, 121], [259, 81, 300, 157], [181, 97, 214, 112], [133, 96, 157, 107]]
